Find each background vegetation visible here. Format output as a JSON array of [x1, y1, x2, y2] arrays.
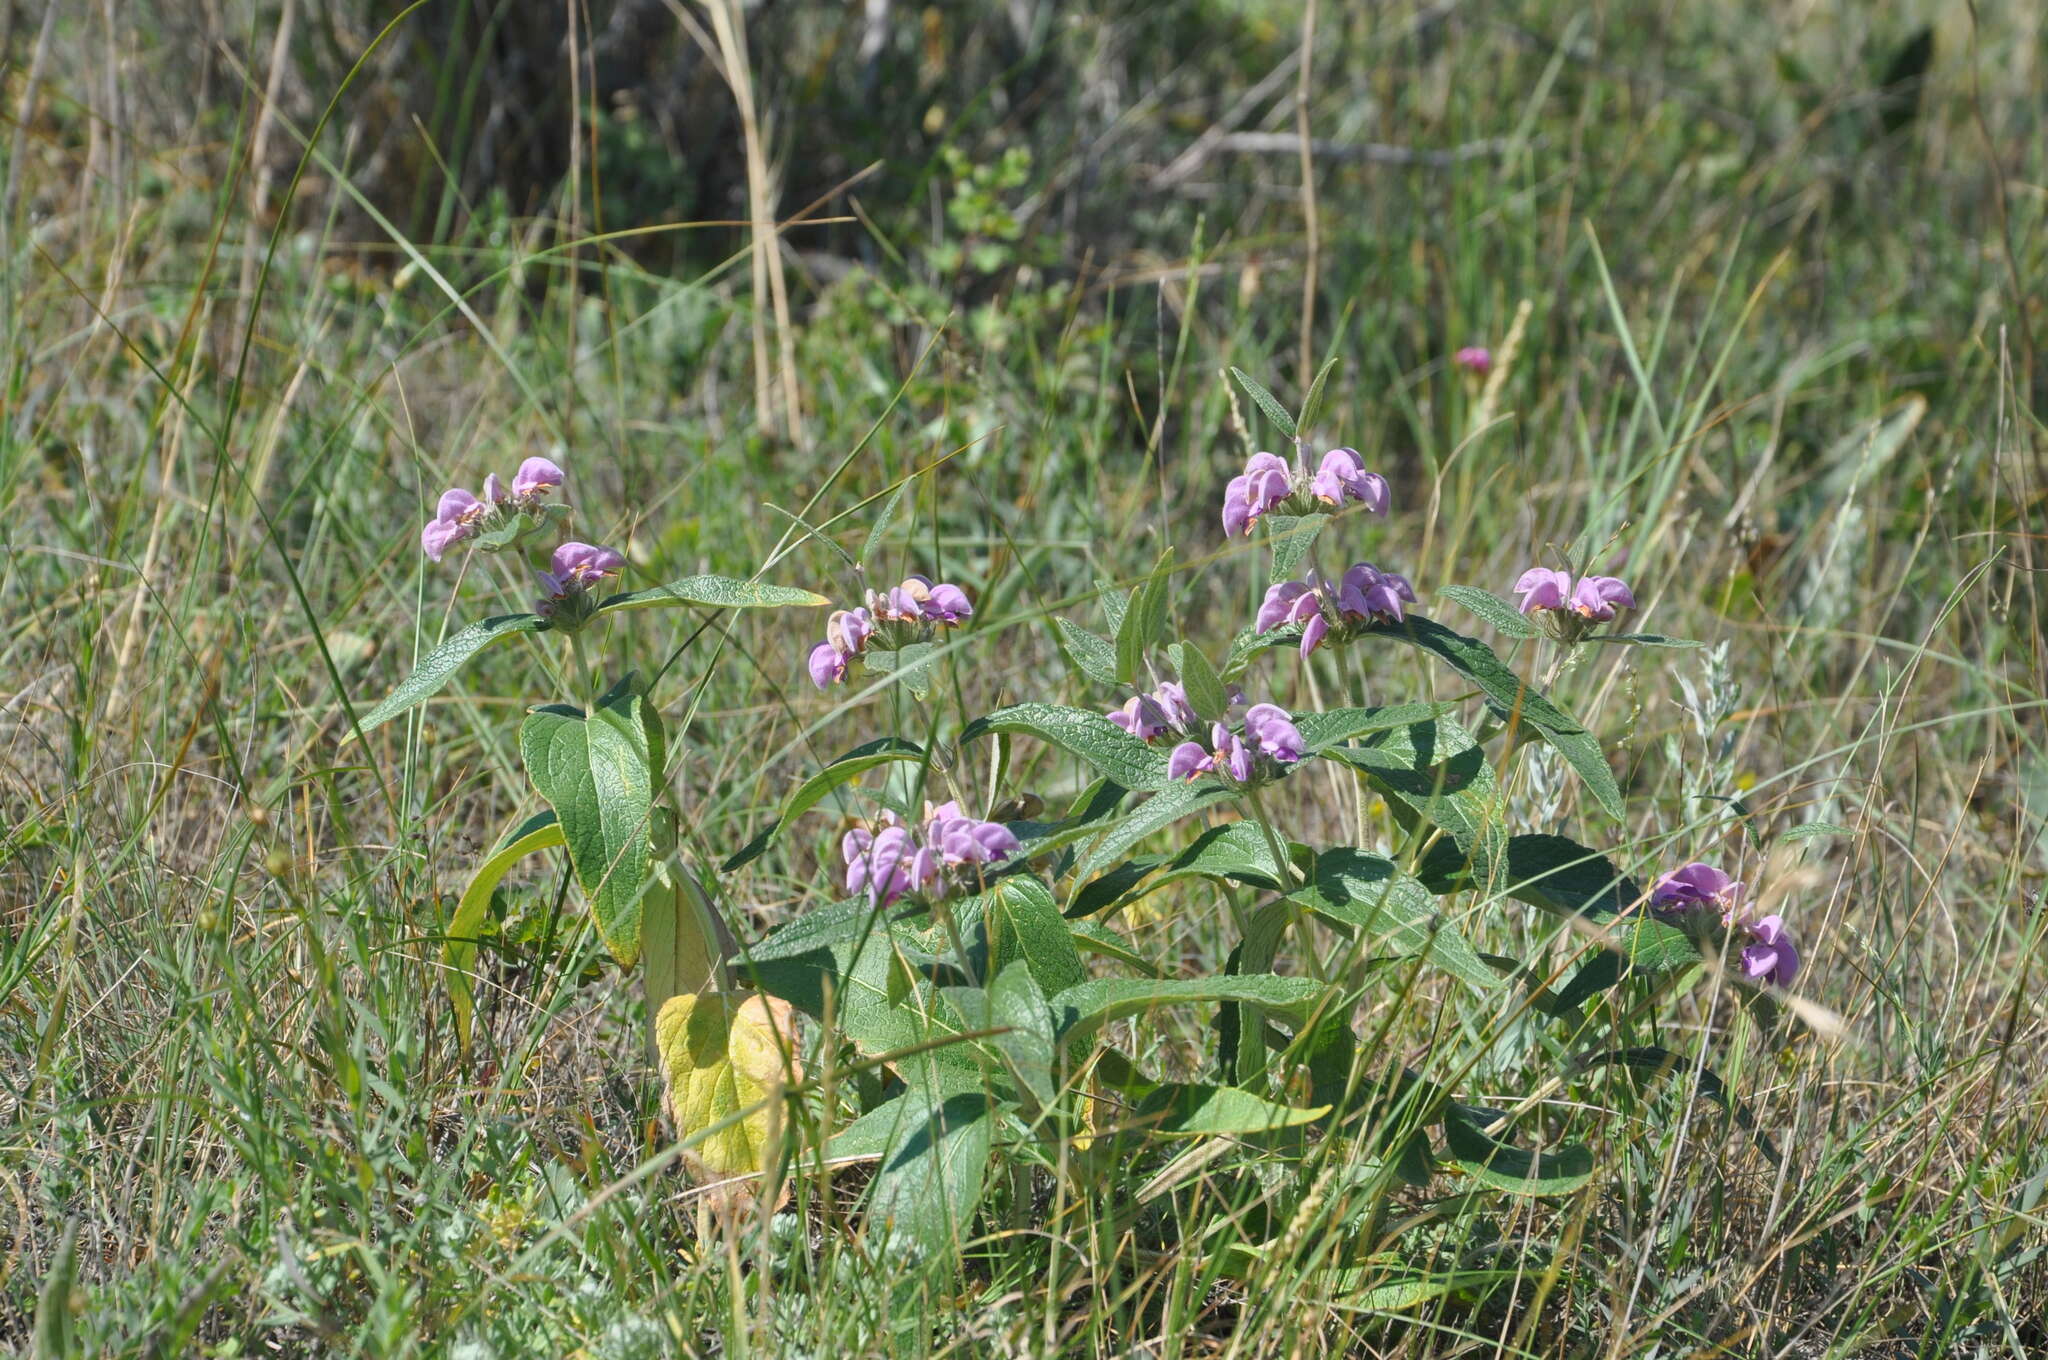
[[3, 0, 2044, 1353]]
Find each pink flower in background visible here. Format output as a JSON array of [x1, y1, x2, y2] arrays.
[[1650, 862, 1745, 917], [1455, 346, 1492, 376]]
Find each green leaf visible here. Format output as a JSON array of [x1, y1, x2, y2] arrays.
[[1265, 514, 1328, 584], [1292, 849, 1501, 990], [1054, 618, 1121, 687], [1052, 975, 1327, 1042], [1066, 919, 1162, 975], [1319, 713, 1506, 883], [521, 693, 655, 965], [1501, 834, 1641, 919], [865, 1071, 995, 1258], [1439, 585, 1539, 639], [725, 737, 929, 870], [1230, 365, 1298, 437], [1095, 579, 1131, 635], [1443, 1106, 1595, 1196], [865, 642, 937, 699], [355, 614, 551, 736], [1295, 703, 1457, 754], [1133, 1082, 1328, 1137], [1781, 821, 1855, 843], [1174, 640, 1232, 723], [1296, 354, 1341, 435], [1364, 614, 1625, 820], [1070, 779, 1234, 887], [596, 574, 829, 614], [955, 876, 1087, 997], [860, 476, 915, 569], [1584, 632, 1703, 649], [1114, 547, 1176, 684], [446, 809, 565, 1053], [33, 1219, 80, 1360], [983, 962, 1057, 1106], [960, 703, 1170, 791]]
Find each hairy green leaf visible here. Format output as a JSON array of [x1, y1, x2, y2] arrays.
[[596, 574, 829, 614], [355, 614, 550, 736], [521, 694, 655, 965]]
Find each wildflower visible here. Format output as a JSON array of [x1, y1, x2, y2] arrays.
[[1739, 914, 1799, 987], [512, 456, 565, 500], [1454, 346, 1492, 376], [535, 542, 624, 624], [1256, 563, 1417, 657], [1309, 447, 1390, 515], [1108, 693, 1175, 740], [841, 803, 1018, 905], [806, 574, 970, 690], [1222, 447, 1391, 537], [1243, 703, 1305, 762], [1650, 862, 1745, 918], [421, 488, 488, 562], [1513, 566, 1635, 642], [1221, 452, 1293, 537]]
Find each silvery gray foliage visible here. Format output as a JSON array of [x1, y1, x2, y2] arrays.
[[1672, 640, 1745, 833]]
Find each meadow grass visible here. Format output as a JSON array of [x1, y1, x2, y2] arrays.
[[3, 2, 2046, 1355]]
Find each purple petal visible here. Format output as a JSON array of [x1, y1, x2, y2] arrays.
[[421, 517, 468, 562], [1166, 742, 1211, 781], [1299, 614, 1329, 657], [1513, 567, 1572, 613], [513, 456, 565, 498], [1571, 575, 1635, 621], [482, 473, 509, 504], [808, 642, 848, 689]]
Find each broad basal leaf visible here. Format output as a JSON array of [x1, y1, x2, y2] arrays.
[[446, 809, 564, 1054], [1133, 1082, 1329, 1137], [521, 692, 655, 965], [656, 991, 802, 1193], [1051, 974, 1328, 1042], [1442, 1105, 1594, 1196]]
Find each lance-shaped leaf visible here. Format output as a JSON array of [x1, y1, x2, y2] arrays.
[[961, 703, 1171, 791], [1439, 585, 1539, 639], [723, 737, 928, 870], [521, 692, 655, 965], [1051, 974, 1327, 1042], [1114, 548, 1176, 684], [354, 614, 551, 737], [1133, 1082, 1329, 1137], [597, 574, 829, 614], [446, 809, 564, 1053], [1054, 618, 1121, 687], [1442, 1105, 1595, 1196], [1291, 849, 1500, 990], [656, 991, 802, 1197], [1361, 613, 1625, 819], [1229, 365, 1298, 437]]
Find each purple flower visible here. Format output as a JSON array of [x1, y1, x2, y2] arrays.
[[827, 607, 875, 656], [809, 642, 849, 690], [1222, 452, 1293, 537], [1570, 575, 1635, 622], [1455, 346, 1492, 376], [1152, 681, 1198, 728], [483, 473, 510, 505], [1309, 447, 1390, 515], [1299, 612, 1330, 658], [1337, 563, 1414, 623], [1108, 694, 1173, 740], [1243, 703, 1304, 762], [928, 804, 1020, 867], [1213, 723, 1254, 782], [1514, 567, 1635, 623], [1650, 862, 1745, 918], [1166, 741, 1213, 781], [1740, 915, 1799, 987], [876, 574, 974, 626], [845, 823, 918, 905], [1257, 580, 1319, 633], [420, 487, 487, 562], [537, 541, 625, 599], [1514, 567, 1573, 614], [924, 582, 974, 625], [513, 456, 565, 499]]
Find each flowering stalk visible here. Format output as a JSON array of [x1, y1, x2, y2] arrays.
[[1255, 562, 1417, 658], [1512, 566, 1635, 645], [1649, 862, 1800, 988], [808, 573, 974, 689], [1221, 446, 1389, 537], [841, 800, 1022, 906]]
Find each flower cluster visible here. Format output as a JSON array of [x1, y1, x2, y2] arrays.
[[1221, 447, 1389, 537], [420, 457, 567, 561], [535, 542, 625, 624], [1257, 562, 1417, 657], [841, 800, 1021, 906], [807, 573, 975, 689], [1166, 703, 1304, 783], [1513, 567, 1635, 643], [1105, 679, 1250, 741], [1650, 862, 1800, 987]]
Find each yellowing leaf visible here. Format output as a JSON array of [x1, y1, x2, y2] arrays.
[[656, 992, 801, 1192]]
